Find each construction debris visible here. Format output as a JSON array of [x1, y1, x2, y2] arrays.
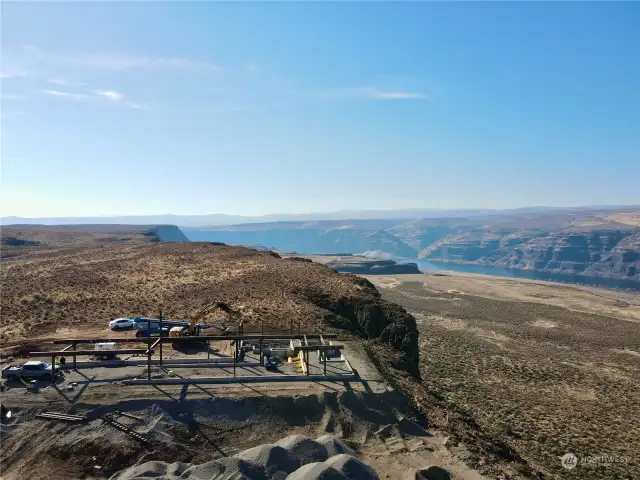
[[36, 411, 87, 422], [102, 414, 150, 445]]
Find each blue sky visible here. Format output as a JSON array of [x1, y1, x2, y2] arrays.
[[1, 2, 639, 217]]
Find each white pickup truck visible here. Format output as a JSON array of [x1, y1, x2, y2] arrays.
[[1, 361, 60, 381]]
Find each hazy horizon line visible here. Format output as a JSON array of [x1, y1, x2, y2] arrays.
[[3, 204, 639, 221]]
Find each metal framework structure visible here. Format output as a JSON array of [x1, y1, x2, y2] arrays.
[[30, 332, 342, 383]]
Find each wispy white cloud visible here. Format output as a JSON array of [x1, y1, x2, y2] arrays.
[[47, 78, 89, 87], [68, 53, 221, 72], [370, 90, 427, 100], [6, 46, 221, 73], [47, 78, 70, 86], [95, 90, 124, 101], [125, 101, 147, 110], [40, 87, 144, 110], [291, 85, 428, 101], [1, 47, 221, 95], [343, 86, 427, 100], [40, 89, 89, 101]]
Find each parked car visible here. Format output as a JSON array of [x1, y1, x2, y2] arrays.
[[109, 318, 134, 330], [1, 361, 60, 381]]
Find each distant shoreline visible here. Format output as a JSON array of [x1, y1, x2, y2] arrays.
[[388, 256, 640, 292]]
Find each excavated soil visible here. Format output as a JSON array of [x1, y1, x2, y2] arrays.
[[0, 391, 447, 480]]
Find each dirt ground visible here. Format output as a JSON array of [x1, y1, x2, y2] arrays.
[[0, 342, 485, 480], [364, 272, 640, 480]]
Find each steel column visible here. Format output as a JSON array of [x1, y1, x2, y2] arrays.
[[159, 309, 163, 366]]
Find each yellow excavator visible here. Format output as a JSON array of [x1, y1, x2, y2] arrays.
[[168, 301, 234, 339]]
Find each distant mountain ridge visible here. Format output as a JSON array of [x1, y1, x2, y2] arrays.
[[185, 208, 640, 282], [3, 206, 639, 282], [4, 205, 638, 227]]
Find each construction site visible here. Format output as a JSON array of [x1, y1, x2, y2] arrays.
[[0, 303, 473, 480], [0, 239, 489, 480], [2, 300, 360, 381]]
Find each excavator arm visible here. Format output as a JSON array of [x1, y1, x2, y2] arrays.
[[186, 301, 239, 335]]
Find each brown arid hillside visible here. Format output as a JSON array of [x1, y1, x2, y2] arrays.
[[0, 224, 188, 259], [363, 272, 640, 480], [0, 236, 418, 374]]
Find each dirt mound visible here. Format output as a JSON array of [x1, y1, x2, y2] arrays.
[[325, 454, 379, 479], [235, 444, 300, 478], [315, 435, 353, 457], [112, 435, 378, 480], [274, 435, 328, 465]]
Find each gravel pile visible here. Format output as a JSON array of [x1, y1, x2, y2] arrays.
[[315, 435, 354, 457], [287, 454, 378, 480], [111, 434, 378, 480]]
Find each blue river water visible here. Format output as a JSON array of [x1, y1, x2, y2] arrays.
[[390, 257, 640, 292]]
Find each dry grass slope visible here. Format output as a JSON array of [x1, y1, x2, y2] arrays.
[[0, 243, 342, 340], [367, 274, 640, 479], [0, 241, 419, 376]]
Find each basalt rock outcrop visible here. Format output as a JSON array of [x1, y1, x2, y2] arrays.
[[297, 275, 420, 377], [325, 258, 420, 275], [420, 229, 640, 281]]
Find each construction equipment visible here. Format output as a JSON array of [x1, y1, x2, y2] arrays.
[[169, 302, 234, 340]]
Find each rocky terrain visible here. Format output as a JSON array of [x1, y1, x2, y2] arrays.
[[417, 211, 640, 281], [286, 255, 421, 275]]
